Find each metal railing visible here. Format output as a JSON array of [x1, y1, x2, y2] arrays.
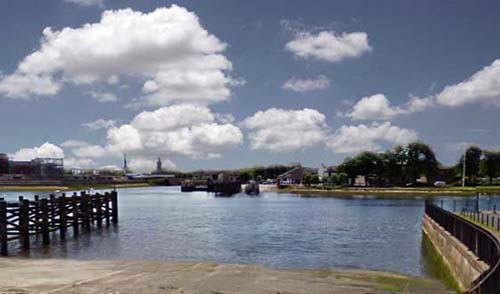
[[425, 201, 500, 294]]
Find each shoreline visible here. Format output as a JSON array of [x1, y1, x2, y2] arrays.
[[271, 186, 500, 197], [0, 182, 154, 192], [0, 258, 452, 293]]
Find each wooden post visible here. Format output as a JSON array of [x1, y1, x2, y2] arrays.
[[34, 195, 40, 234], [111, 191, 118, 224], [49, 194, 56, 227], [104, 192, 110, 226], [71, 195, 79, 236], [19, 199, 30, 250], [59, 194, 66, 240], [41, 198, 50, 245], [82, 192, 91, 231], [96, 194, 102, 228], [0, 201, 8, 256]]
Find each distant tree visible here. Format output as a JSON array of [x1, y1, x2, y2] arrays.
[[456, 146, 482, 185], [406, 142, 439, 185], [310, 175, 320, 185], [337, 172, 348, 186], [380, 146, 407, 186], [337, 157, 360, 184], [480, 150, 500, 185], [302, 174, 312, 186], [329, 174, 339, 185]]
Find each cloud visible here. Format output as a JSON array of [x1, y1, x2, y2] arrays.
[[436, 59, 500, 107], [86, 90, 118, 103], [347, 94, 435, 120], [82, 119, 116, 130], [326, 122, 418, 154], [106, 104, 243, 159], [283, 75, 330, 92], [11, 142, 64, 161], [64, 0, 104, 7], [64, 157, 97, 169], [0, 6, 238, 107], [285, 31, 371, 63], [348, 94, 402, 120], [128, 157, 176, 172], [242, 108, 327, 152], [62, 140, 108, 158]]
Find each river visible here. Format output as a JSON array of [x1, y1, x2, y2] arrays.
[[1, 186, 497, 277]]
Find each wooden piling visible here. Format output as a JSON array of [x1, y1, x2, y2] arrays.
[[41, 198, 50, 245], [111, 191, 118, 224], [19, 199, 30, 250], [59, 194, 66, 240], [71, 195, 79, 236], [104, 192, 110, 226], [0, 201, 7, 255], [0, 191, 116, 255]]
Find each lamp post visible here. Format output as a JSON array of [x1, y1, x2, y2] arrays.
[[462, 148, 466, 188]]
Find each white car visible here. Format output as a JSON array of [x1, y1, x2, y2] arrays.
[[433, 181, 446, 187]]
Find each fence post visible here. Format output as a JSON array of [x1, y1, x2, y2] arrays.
[[71, 195, 79, 236], [34, 195, 40, 234], [19, 199, 30, 250], [59, 194, 66, 240], [111, 191, 118, 224], [453, 200, 456, 212], [0, 201, 8, 256], [41, 198, 50, 245]]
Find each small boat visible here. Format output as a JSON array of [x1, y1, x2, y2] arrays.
[[244, 180, 260, 195]]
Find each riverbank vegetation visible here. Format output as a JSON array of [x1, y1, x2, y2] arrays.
[[332, 142, 500, 188]]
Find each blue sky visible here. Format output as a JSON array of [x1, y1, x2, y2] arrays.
[[1, 0, 499, 171]]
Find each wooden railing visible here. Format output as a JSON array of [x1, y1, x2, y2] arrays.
[[0, 191, 118, 256]]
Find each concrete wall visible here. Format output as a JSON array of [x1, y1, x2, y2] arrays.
[[422, 214, 489, 292]]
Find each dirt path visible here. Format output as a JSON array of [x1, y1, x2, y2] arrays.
[[0, 258, 452, 294]]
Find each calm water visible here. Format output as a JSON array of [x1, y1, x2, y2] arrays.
[[1, 187, 497, 277]]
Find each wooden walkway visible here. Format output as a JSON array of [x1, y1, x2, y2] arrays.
[[0, 191, 118, 256]]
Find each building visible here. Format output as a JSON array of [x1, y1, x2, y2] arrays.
[[277, 166, 305, 185], [156, 157, 162, 173], [0, 153, 9, 175], [0, 153, 64, 180]]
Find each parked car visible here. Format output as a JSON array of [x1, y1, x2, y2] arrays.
[[433, 181, 446, 187]]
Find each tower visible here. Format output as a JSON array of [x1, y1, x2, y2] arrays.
[[123, 154, 128, 173], [156, 157, 162, 173]]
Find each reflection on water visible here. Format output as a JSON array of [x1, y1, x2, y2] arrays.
[[1, 187, 499, 277]]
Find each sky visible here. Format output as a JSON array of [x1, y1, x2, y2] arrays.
[[0, 0, 500, 172]]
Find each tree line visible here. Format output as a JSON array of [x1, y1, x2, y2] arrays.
[[336, 142, 500, 187]]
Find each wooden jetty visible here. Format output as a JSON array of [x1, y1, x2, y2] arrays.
[[0, 191, 118, 256]]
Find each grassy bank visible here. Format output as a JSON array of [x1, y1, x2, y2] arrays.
[[0, 182, 156, 192], [277, 185, 500, 197]]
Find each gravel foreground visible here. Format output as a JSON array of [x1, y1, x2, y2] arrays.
[[0, 259, 453, 294]]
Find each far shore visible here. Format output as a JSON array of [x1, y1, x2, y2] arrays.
[[0, 182, 154, 192], [269, 185, 500, 197], [0, 258, 452, 294]]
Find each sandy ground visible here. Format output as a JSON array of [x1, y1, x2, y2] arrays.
[[0, 259, 452, 294]]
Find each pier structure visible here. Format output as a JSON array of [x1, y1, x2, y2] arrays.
[[0, 190, 118, 256]]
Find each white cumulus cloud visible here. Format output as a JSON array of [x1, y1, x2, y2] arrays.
[[82, 119, 116, 130], [106, 104, 243, 159], [242, 108, 327, 152], [285, 31, 372, 63], [436, 59, 500, 107], [0, 6, 238, 107], [347, 94, 435, 120], [64, 0, 104, 7], [327, 122, 418, 154], [11, 142, 64, 161], [86, 90, 118, 103], [283, 75, 330, 92]]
